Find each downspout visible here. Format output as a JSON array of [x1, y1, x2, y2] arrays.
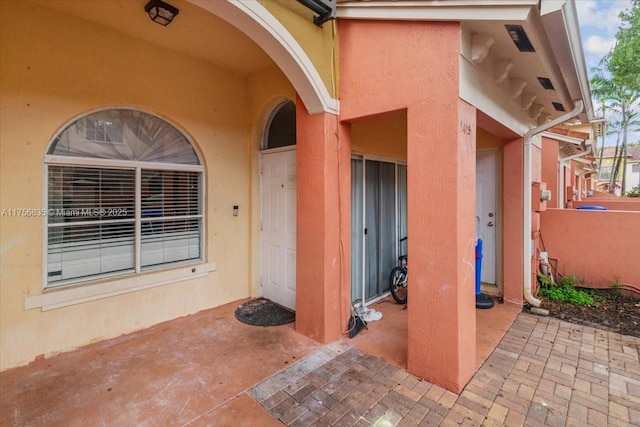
[[523, 99, 584, 307]]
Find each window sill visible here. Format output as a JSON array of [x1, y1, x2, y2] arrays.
[[25, 262, 216, 311]]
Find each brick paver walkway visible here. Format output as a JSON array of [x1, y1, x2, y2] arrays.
[[248, 313, 640, 426]]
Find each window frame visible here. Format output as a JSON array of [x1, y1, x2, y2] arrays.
[[42, 109, 205, 291]]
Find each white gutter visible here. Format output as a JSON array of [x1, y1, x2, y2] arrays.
[[562, 144, 592, 163], [540, 0, 594, 122], [523, 99, 584, 307]]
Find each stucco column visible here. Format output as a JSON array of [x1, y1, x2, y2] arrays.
[[503, 138, 525, 305], [295, 97, 351, 343], [406, 99, 477, 393]]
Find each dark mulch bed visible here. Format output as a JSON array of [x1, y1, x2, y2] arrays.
[[540, 289, 640, 338]]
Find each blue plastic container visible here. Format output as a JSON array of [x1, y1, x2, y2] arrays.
[[576, 205, 607, 210], [475, 238, 494, 309], [475, 239, 482, 296]]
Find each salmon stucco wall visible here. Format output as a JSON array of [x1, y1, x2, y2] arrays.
[[573, 198, 640, 211], [351, 111, 408, 160], [477, 128, 503, 151], [540, 209, 640, 294], [566, 164, 575, 204], [407, 99, 478, 393], [295, 101, 351, 343], [541, 137, 560, 209], [0, 1, 267, 369], [502, 139, 525, 305], [339, 20, 461, 122], [339, 18, 476, 393]]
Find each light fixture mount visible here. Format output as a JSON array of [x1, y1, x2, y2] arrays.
[[145, 0, 179, 27], [296, 0, 336, 27]]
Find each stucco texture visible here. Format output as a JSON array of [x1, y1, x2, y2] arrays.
[[338, 18, 477, 392], [0, 1, 292, 369], [259, 0, 337, 99], [540, 209, 640, 294]]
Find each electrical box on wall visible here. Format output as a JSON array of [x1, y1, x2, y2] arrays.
[[532, 182, 549, 212], [566, 186, 574, 201]]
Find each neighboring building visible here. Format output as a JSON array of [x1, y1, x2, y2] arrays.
[[541, 125, 599, 208], [0, 0, 593, 392], [597, 144, 640, 195]]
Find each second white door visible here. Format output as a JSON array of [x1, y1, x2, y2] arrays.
[[476, 150, 497, 285], [261, 149, 297, 309]]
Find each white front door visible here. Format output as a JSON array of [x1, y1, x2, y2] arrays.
[[476, 150, 497, 285], [261, 149, 297, 309]]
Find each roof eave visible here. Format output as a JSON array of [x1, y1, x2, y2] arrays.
[[539, 0, 594, 123], [336, 0, 539, 21]]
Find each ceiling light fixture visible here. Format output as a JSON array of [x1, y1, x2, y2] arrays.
[[145, 0, 179, 27], [537, 77, 555, 90], [505, 25, 535, 52]]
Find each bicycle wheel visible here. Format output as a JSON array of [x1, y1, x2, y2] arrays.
[[389, 266, 408, 304]]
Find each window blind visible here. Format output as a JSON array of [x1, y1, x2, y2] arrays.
[[47, 166, 136, 284]]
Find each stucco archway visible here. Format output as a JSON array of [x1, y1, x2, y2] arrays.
[[188, 0, 338, 115]]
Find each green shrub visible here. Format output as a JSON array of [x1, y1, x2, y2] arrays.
[[537, 274, 603, 306], [537, 273, 553, 288], [559, 275, 581, 288], [625, 187, 640, 198]]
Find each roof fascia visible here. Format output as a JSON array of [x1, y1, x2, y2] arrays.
[[541, 130, 584, 146], [336, 1, 538, 21], [573, 157, 594, 165], [541, 130, 596, 159], [540, 0, 594, 122], [521, 12, 575, 116]]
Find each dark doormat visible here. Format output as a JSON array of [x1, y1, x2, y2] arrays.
[[234, 298, 295, 326]]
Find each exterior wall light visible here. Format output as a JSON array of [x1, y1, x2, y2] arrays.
[[145, 0, 179, 26], [296, 0, 336, 27]]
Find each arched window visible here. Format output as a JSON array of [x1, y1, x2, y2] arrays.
[[264, 100, 296, 149], [45, 109, 203, 287]]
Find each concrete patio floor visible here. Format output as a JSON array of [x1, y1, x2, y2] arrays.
[[1, 298, 639, 426]]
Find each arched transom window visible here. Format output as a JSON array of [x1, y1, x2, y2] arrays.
[[45, 109, 203, 288], [264, 100, 296, 149]]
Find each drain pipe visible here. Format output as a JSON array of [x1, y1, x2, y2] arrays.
[[523, 99, 584, 307]]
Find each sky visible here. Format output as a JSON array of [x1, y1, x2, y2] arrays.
[[576, 0, 636, 142], [577, 0, 633, 73]]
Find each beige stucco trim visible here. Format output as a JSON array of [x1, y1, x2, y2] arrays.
[[337, 1, 537, 21], [25, 262, 217, 312], [188, 0, 339, 115]]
